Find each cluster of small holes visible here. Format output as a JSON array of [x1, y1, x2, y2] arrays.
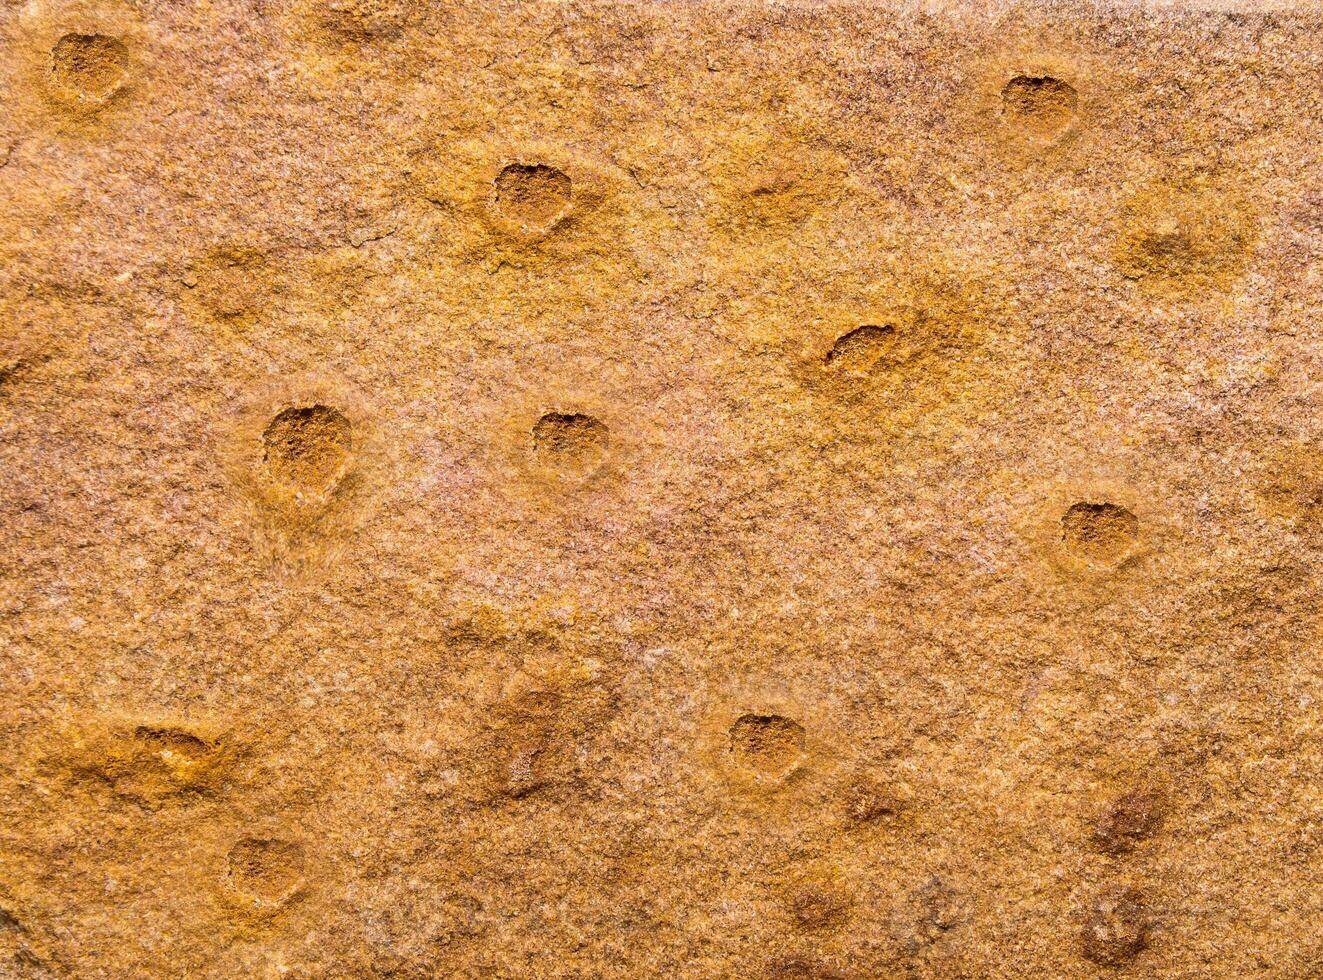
[[33, 33, 1267, 971]]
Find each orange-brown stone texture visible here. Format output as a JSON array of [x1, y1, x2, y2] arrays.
[[1, 0, 1321, 976]]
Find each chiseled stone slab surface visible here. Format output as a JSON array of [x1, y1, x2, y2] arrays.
[[1, 1, 1320, 977]]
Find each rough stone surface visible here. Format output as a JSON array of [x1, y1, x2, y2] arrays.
[[2, 0, 1322, 977]]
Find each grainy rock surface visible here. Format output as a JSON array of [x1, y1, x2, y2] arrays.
[[1, 0, 1321, 977]]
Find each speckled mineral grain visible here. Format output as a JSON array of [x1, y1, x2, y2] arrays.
[[1, 0, 1321, 977]]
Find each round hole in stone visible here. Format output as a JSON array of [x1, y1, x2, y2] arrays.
[[262, 404, 353, 493]]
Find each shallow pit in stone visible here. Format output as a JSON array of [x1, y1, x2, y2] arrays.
[[728, 713, 806, 781], [1060, 501, 1138, 568], [50, 33, 129, 105], [494, 164, 572, 231], [1001, 74, 1078, 139], [262, 405, 353, 493]]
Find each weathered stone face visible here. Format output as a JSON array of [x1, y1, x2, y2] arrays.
[[1, 1, 1319, 977]]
